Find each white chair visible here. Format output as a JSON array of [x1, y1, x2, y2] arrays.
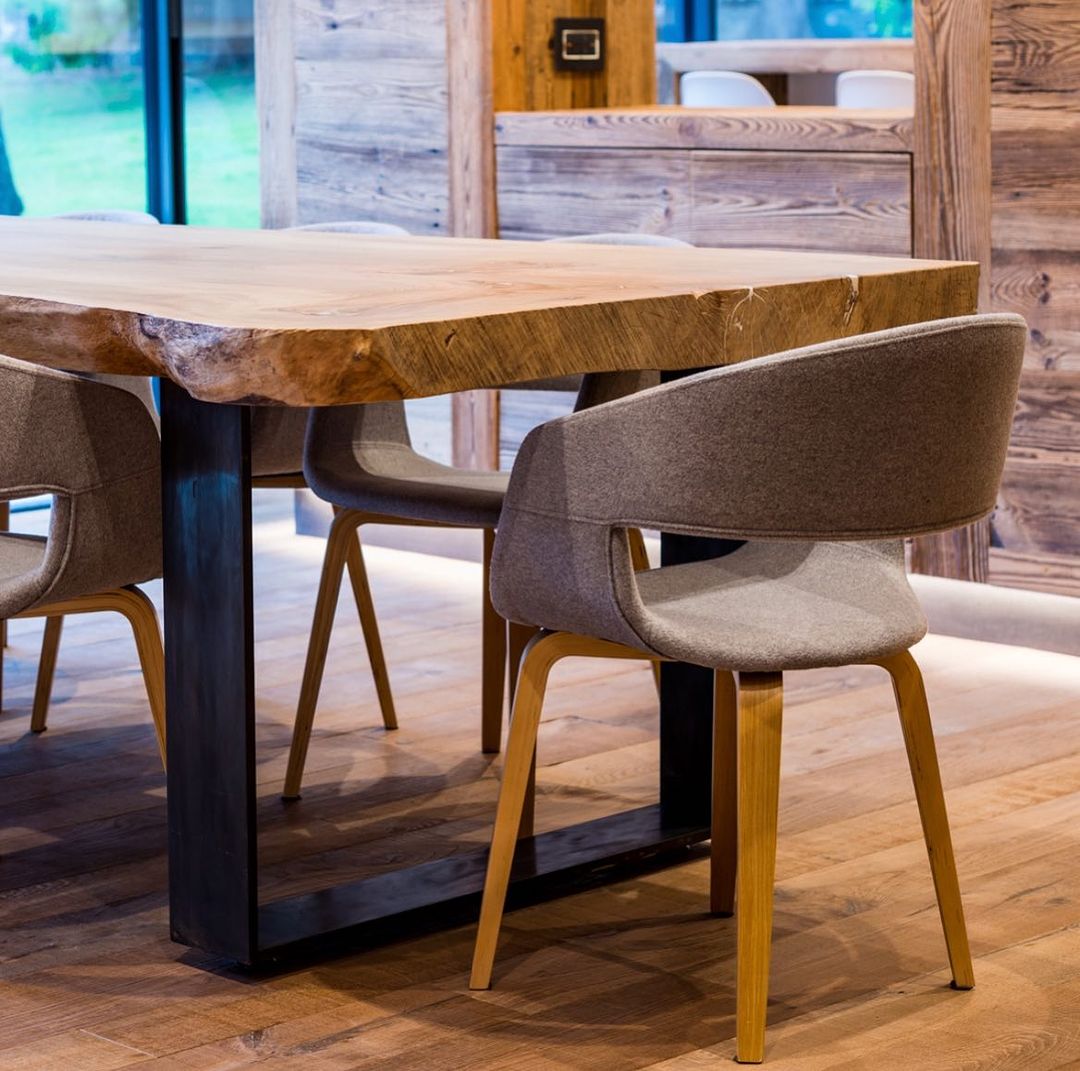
[[836, 70, 915, 109], [680, 71, 776, 108]]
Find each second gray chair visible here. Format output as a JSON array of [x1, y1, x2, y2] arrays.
[[0, 209, 162, 723], [0, 357, 165, 762], [469, 314, 1027, 1064], [282, 231, 693, 799]]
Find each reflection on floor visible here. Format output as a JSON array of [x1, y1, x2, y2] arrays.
[[1, 492, 1079, 1069]]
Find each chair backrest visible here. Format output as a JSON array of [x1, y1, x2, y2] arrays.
[[548, 233, 693, 249], [50, 209, 161, 226], [0, 358, 161, 616], [490, 315, 1026, 642], [291, 220, 410, 236], [680, 71, 776, 108], [836, 70, 915, 109]]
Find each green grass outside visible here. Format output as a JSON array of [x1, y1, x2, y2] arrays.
[[1, 65, 259, 226]]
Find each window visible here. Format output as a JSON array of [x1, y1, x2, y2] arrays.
[[0, 0, 258, 224], [657, 0, 912, 40], [1, 1, 147, 216]]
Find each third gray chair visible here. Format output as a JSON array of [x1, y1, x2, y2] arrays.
[[282, 231, 693, 800], [1, 209, 161, 723], [469, 314, 1027, 1063], [0, 357, 165, 762]]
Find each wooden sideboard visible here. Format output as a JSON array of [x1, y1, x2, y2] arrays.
[[495, 107, 913, 256]]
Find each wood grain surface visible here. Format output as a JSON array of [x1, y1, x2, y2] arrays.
[[290, 0, 451, 234], [496, 145, 911, 256], [492, 0, 655, 112], [0, 218, 974, 406], [494, 106, 915, 153], [656, 37, 915, 75], [988, 0, 1080, 594]]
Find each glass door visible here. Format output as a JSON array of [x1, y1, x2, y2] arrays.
[[182, 0, 257, 227]]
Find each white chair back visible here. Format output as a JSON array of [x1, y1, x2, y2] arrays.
[[836, 70, 915, 109], [679, 71, 776, 108]]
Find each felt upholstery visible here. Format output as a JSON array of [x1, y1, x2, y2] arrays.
[[490, 315, 1026, 670], [303, 231, 691, 523], [0, 357, 162, 618]]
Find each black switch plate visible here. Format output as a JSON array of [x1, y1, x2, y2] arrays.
[[552, 17, 605, 72]]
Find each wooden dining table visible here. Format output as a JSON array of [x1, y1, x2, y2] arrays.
[[0, 218, 978, 967]]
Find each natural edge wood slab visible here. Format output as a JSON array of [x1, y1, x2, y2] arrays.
[[0, 219, 977, 406]]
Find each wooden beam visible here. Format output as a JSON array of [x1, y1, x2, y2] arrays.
[[909, 0, 993, 582], [447, 0, 498, 241], [447, 0, 500, 469], [492, 0, 656, 112], [255, 0, 298, 228]]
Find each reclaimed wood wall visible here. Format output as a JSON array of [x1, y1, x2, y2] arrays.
[[258, 0, 452, 233], [989, 0, 1080, 596], [494, 110, 914, 256], [492, 0, 656, 111]]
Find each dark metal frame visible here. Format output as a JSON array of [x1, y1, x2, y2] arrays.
[[160, 381, 721, 968], [141, 0, 186, 223]]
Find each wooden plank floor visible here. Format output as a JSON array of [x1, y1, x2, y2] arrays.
[[2, 492, 1080, 1069]]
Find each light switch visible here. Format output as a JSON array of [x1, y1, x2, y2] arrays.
[[551, 18, 605, 72]]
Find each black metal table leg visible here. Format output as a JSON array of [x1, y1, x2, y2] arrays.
[[659, 533, 742, 829], [159, 385, 723, 968], [161, 383, 258, 963]]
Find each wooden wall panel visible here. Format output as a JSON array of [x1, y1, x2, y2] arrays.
[[496, 147, 691, 240], [496, 145, 911, 257], [290, 0, 451, 233], [690, 151, 911, 256], [255, 0, 298, 227], [989, 0, 1080, 594], [908, 0, 993, 582]]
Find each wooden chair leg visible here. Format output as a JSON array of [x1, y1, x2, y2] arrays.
[[735, 671, 784, 1065], [471, 630, 649, 990], [116, 588, 166, 769], [471, 630, 561, 990], [626, 528, 662, 697], [508, 621, 539, 839], [711, 668, 738, 916], [283, 512, 354, 799], [481, 528, 507, 754], [30, 616, 64, 734], [339, 514, 397, 731], [877, 650, 975, 990]]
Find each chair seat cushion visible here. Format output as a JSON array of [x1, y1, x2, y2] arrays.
[[628, 540, 926, 672], [0, 532, 49, 618], [310, 443, 509, 528]]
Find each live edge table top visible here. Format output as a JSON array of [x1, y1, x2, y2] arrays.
[[0, 218, 978, 407]]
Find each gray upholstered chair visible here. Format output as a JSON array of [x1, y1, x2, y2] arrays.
[[282, 231, 693, 800], [469, 314, 1027, 1064], [0, 210, 162, 720], [0, 357, 165, 762]]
